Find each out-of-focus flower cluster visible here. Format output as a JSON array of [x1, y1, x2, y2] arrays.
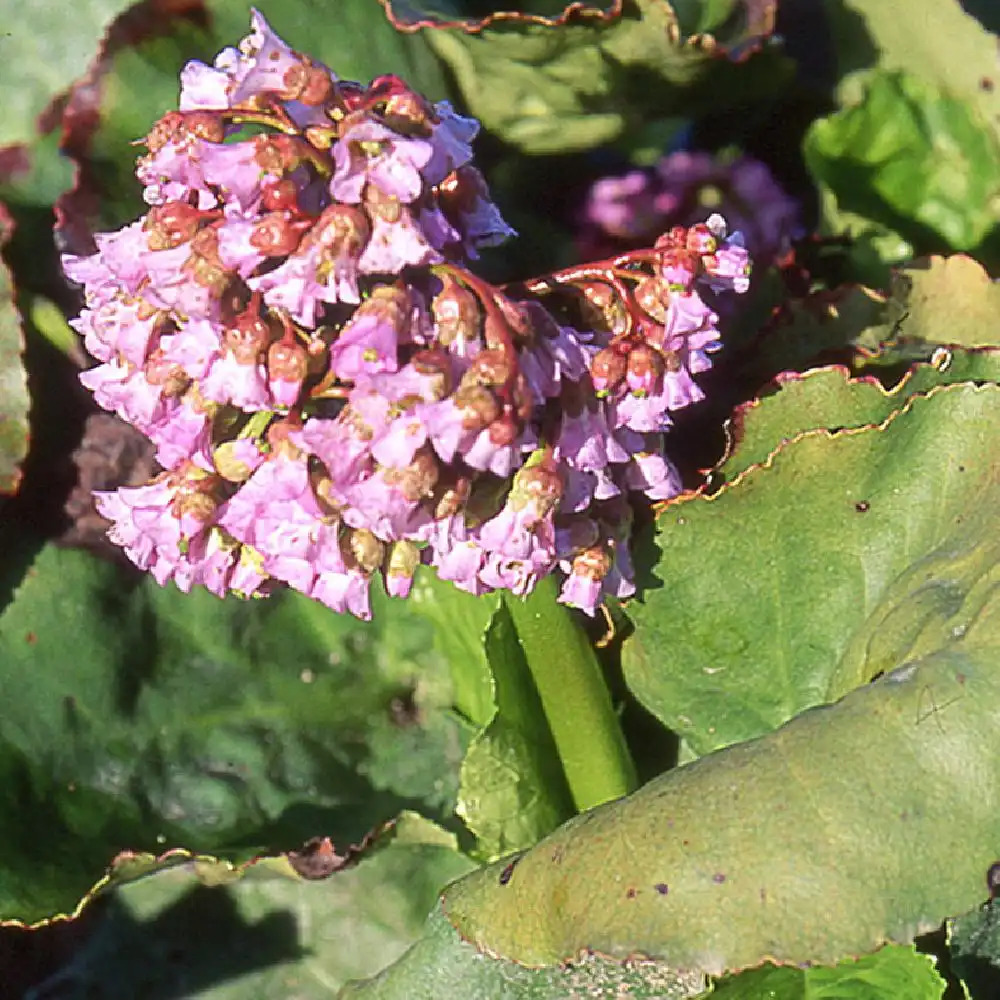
[[64, 11, 751, 620], [581, 150, 799, 266]]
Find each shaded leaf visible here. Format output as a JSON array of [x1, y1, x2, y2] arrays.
[[624, 384, 1000, 754], [0, 546, 466, 924], [0, 205, 29, 495], [408, 568, 497, 729], [710, 946, 945, 999], [341, 901, 707, 999], [456, 599, 574, 860], [949, 898, 1000, 1000], [393, 0, 785, 153], [25, 814, 477, 998], [0, 0, 130, 149]]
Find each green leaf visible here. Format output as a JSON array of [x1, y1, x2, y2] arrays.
[[710, 946, 946, 999], [719, 351, 1000, 481], [0, 0, 131, 149], [0, 208, 28, 495], [804, 71, 1000, 262], [405, 0, 787, 154], [824, 0, 1000, 137], [341, 901, 707, 999], [26, 814, 477, 997], [68, 0, 449, 230], [456, 599, 575, 860], [624, 384, 1000, 755], [949, 899, 1000, 999], [408, 569, 497, 729], [363, 598, 1000, 981], [0, 547, 467, 924], [871, 255, 1000, 353]]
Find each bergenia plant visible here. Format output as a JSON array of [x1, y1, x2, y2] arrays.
[[64, 10, 750, 620], [3, 2, 1000, 998]]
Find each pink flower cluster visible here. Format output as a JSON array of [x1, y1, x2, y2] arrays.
[[581, 150, 800, 266], [65, 12, 750, 620]]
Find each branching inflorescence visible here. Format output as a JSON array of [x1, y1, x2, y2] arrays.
[[65, 10, 751, 620]]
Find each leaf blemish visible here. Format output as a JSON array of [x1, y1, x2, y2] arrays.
[[654, 882, 669, 895], [626, 887, 637, 899], [855, 501, 870, 512], [713, 873, 726, 884], [988, 862, 1000, 898], [499, 858, 520, 886]]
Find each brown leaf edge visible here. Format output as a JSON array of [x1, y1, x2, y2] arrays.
[[378, 0, 776, 61], [0, 817, 396, 932]]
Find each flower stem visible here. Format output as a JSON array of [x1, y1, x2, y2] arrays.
[[503, 576, 638, 812]]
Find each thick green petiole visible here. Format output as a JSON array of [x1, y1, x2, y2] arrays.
[[503, 577, 638, 812]]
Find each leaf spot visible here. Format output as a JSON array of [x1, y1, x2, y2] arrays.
[[654, 882, 669, 895], [499, 857, 520, 886], [855, 501, 870, 513], [626, 887, 637, 899], [713, 873, 727, 884], [988, 862, 1000, 898]]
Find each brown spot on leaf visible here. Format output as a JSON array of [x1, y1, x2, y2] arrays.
[[25, 632, 36, 644], [982, 77, 995, 92], [988, 862, 1000, 898], [288, 837, 347, 879], [499, 857, 520, 886], [654, 882, 669, 895], [855, 501, 870, 513], [625, 887, 637, 899], [713, 873, 726, 884]]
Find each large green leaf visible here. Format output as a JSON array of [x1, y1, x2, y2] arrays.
[[0, 546, 466, 924], [709, 946, 945, 999], [0, 206, 28, 495], [805, 0, 1000, 275], [392, 0, 786, 154], [341, 901, 707, 999], [719, 351, 1000, 481], [804, 71, 1000, 264], [21, 814, 477, 997], [349, 598, 1000, 986], [625, 383, 1000, 755], [824, 0, 1000, 134]]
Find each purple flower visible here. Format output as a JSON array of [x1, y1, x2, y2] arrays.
[[332, 119, 433, 204]]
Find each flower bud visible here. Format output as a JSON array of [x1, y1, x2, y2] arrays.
[[250, 213, 310, 256], [283, 59, 336, 106], [225, 306, 272, 365], [452, 385, 501, 431], [145, 202, 212, 250], [214, 438, 266, 482], [384, 540, 420, 598], [626, 345, 665, 396], [349, 528, 386, 575], [589, 346, 628, 396], [267, 339, 309, 407], [432, 275, 480, 347]]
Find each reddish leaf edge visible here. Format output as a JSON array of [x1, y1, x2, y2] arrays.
[[0, 815, 396, 931], [378, 0, 776, 63]]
